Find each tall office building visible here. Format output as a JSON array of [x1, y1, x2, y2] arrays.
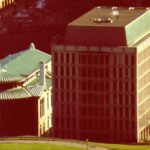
[[52, 7, 150, 143]]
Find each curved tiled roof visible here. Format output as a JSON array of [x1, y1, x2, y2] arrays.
[[0, 43, 51, 100], [0, 68, 23, 83], [26, 85, 45, 97], [0, 85, 47, 100], [0, 87, 31, 100], [0, 43, 51, 77]]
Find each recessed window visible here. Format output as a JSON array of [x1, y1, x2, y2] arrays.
[[40, 99, 45, 118]]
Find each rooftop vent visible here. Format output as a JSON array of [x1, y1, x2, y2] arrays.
[[129, 7, 135, 10], [90, 17, 113, 23], [112, 6, 118, 10], [111, 10, 119, 21]]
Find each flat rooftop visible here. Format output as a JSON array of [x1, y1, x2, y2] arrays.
[[65, 7, 150, 46], [69, 7, 147, 27]]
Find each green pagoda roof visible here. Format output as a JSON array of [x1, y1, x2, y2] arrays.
[[0, 43, 51, 78], [0, 87, 31, 100], [0, 43, 51, 100], [0, 68, 23, 83]]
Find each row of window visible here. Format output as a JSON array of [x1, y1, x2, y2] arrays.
[[53, 65, 135, 79], [54, 117, 76, 129], [138, 46, 150, 64], [53, 90, 135, 105], [139, 100, 150, 118], [53, 52, 76, 64], [138, 84, 150, 103], [138, 57, 150, 77], [78, 80, 135, 91], [139, 113, 150, 129], [140, 126, 150, 141], [53, 104, 135, 120], [138, 71, 150, 91], [54, 78, 76, 89], [79, 107, 135, 118], [79, 94, 135, 105], [53, 105, 77, 116], [53, 52, 135, 66], [53, 78, 135, 92], [79, 53, 135, 66], [53, 117, 135, 133]]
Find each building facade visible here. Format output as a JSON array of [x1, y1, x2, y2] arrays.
[[0, 0, 15, 9], [0, 43, 52, 137], [52, 7, 150, 143]]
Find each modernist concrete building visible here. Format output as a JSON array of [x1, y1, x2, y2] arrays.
[[52, 7, 150, 143], [0, 43, 52, 137]]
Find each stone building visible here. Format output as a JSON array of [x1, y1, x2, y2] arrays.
[[0, 43, 52, 136]]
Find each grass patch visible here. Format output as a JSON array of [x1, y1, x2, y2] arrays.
[[90, 142, 150, 150], [0, 143, 84, 150], [0, 138, 150, 150]]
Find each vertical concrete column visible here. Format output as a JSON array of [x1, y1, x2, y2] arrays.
[[2, 1, 5, 9], [6, 0, 8, 6], [4, 0, 6, 7]]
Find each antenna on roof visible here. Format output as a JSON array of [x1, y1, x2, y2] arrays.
[[30, 42, 35, 49]]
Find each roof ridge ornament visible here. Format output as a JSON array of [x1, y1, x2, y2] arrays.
[[30, 42, 35, 50]]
